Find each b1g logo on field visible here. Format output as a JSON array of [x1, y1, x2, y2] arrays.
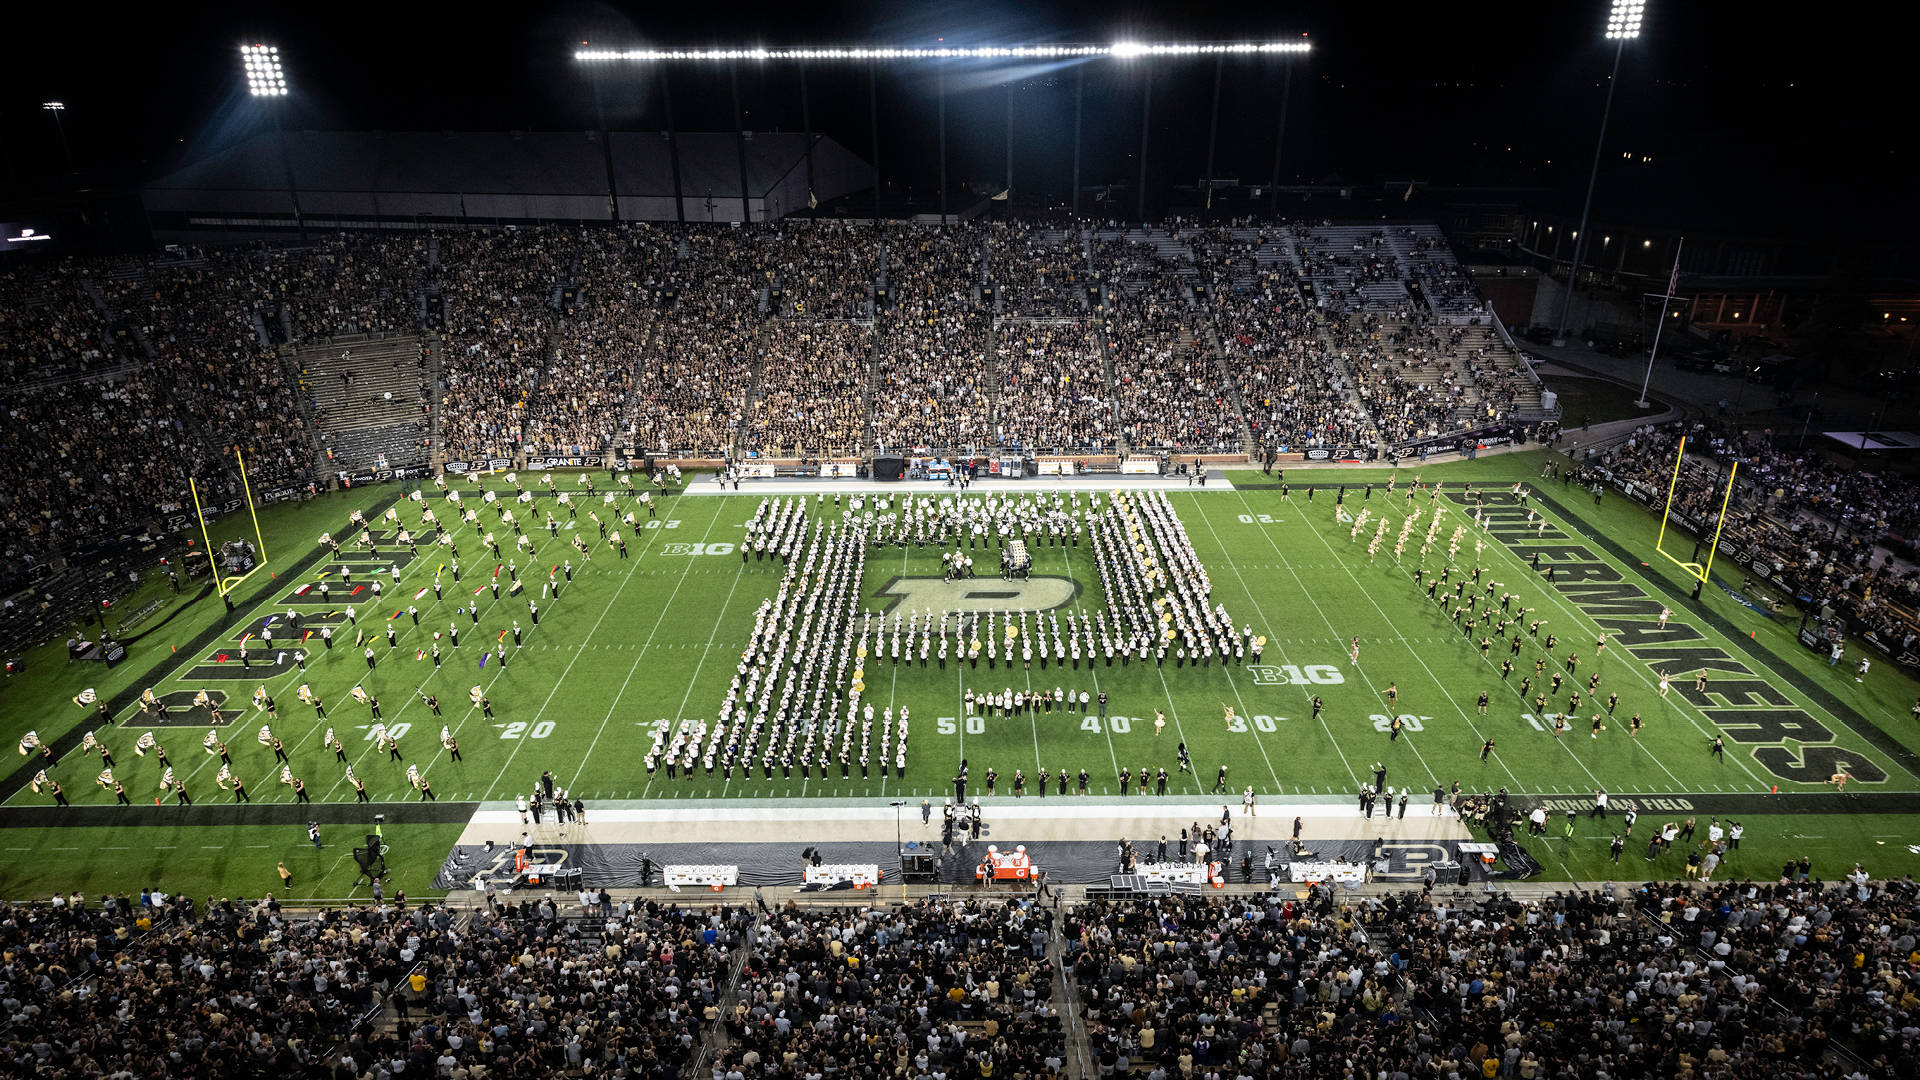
[[661, 542, 735, 556], [1247, 664, 1345, 685], [873, 575, 1078, 615]]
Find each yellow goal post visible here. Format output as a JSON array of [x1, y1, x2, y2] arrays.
[[188, 449, 272, 599], [1652, 435, 1738, 585]]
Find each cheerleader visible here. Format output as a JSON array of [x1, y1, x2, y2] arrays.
[[347, 766, 369, 802], [298, 684, 327, 719], [325, 727, 347, 763], [204, 730, 231, 766], [441, 726, 461, 762], [193, 688, 224, 725]]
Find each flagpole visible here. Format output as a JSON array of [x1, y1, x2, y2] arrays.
[[1637, 236, 1683, 409]]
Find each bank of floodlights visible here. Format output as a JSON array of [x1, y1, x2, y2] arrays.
[[241, 44, 288, 96], [574, 41, 1311, 63], [1605, 0, 1645, 39]]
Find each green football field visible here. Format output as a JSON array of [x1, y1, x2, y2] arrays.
[[3, 450, 1918, 895]]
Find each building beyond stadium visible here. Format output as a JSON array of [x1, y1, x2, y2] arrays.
[[143, 130, 872, 233]]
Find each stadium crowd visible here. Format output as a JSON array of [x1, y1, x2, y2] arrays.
[[4, 871, 1919, 1080], [0, 890, 748, 1080], [1068, 877, 1920, 1080], [716, 897, 1067, 1080]]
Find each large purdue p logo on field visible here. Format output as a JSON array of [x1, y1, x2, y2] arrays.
[[874, 575, 1078, 615]]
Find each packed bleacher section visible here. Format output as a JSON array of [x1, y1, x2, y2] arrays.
[[763, 222, 878, 320], [1068, 878, 1920, 1080], [1101, 295, 1242, 454], [1214, 277, 1375, 452], [9, 877, 1920, 1078], [1587, 419, 1920, 661], [994, 323, 1114, 453], [872, 224, 994, 454], [522, 227, 676, 455], [714, 897, 1067, 1080], [989, 222, 1087, 318], [0, 891, 748, 1080], [745, 321, 873, 458], [435, 230, 563, 462], [269, 233, 426, 342]]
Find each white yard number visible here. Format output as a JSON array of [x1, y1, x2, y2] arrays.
[[1228, 713, 1281, 733], [937, 716, 986, 735], [363, 722, 411, 741], [1081, 716, 1132, 734], [641, 519, 682, 530], [499, 721, 555, 740], [1369, 713, 1429, 733], [1237, 513, 1277, 525]]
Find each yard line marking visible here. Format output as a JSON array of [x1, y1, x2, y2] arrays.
[[412, 490, 702, 801], [1183, 496, 1362, 789], [571, 503, 736, 791], [1237, 490, 1563, 795]]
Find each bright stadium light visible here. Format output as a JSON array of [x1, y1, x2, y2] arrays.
[[1554, 1, 1645, 346], [573, 41, 1311, 63], [1605, 0, 1645, 39], [241, 44, 288, 96]]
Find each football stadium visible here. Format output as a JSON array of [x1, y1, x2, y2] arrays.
[[2, 3, 1918, 1076]]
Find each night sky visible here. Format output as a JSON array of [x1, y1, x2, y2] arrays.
[[0, 1, 1907, 236]]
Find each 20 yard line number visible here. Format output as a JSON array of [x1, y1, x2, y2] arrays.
[[499, 721, 555, 740]]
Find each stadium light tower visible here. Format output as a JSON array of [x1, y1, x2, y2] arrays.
[[241, 44, 306, 242], [1553, 0, 1644, 347]]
